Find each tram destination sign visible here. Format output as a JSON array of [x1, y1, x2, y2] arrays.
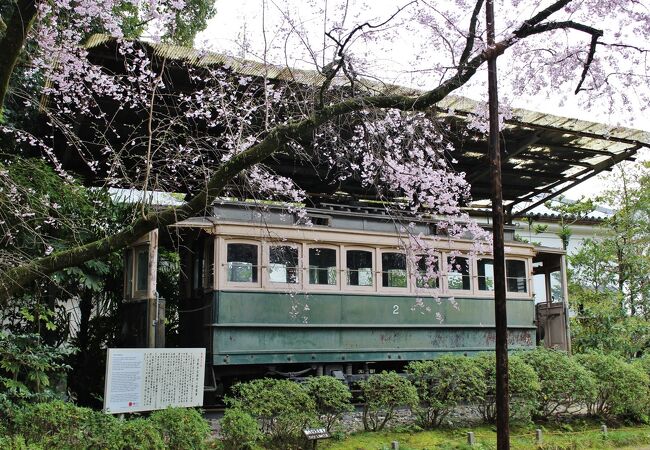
[[103, 348, 205, 414]]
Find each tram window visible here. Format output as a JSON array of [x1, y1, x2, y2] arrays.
[[382, 253, 407, 288], [506, 260, 527, 293], [227, 243, 258, 283], [416, 255, 440, 289], [308, 248, 337, 285], [347, 250, 374, 287], [269, 245, 299, 284], [135, 248, 149, 292], [478, 259, 495, 291], [447, 255, 471, 290]]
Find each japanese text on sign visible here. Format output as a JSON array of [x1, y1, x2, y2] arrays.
[[103, 348, 205, 414]]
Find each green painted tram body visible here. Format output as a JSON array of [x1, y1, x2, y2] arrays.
[[210, 291, 536, 366], [172, 202, 568, 376]]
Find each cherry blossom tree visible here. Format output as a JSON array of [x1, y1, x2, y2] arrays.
[[0, 0, 648, 304]]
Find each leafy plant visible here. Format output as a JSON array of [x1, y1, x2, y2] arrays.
[[576, 352, 650, 420], [303, 376, 353, 432], [519, 348, 596, 420], [359, 371, 419, 431], [0, 332, 73, 411], [474, 353, 540, 424], [226, 378, 317, 447], [407, 356, 486, 428], [220, 407, 262, 450], [149, 407, 211, 449]]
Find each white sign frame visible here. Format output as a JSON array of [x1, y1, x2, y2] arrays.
[[103, 348, 206, 414]]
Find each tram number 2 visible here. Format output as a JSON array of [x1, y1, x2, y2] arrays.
[[392, 305, 399, 315]]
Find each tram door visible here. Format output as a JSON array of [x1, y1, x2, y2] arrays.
[[533, 249, 571, 353], [122, 230, 164, 348]]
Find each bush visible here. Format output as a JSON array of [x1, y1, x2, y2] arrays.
[[149, 407, 211, 449], [226, 378, 317, 447], [220, 407, 262, 450], [9, 400, 118, 448], [0, 435, 43, 450], [407, 356, 485, 428], [359, 371, 419, 431], [108, 418, 165, 450], [576, 352, 650, 420], [303, 376, 353, 432], [474, 353, 540, 424], [519, 348, 596, 420]]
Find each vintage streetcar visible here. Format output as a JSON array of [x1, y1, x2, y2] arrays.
[[122, 200, 570, 396]]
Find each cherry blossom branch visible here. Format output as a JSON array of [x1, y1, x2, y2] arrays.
[[458, 0, 484, 69]]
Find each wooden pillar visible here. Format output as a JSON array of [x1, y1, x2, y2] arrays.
[[486, 0, 510, 448]]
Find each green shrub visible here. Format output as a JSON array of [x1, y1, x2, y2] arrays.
[[303, 376, 353, 432], [108, 418, 165, 450], [0, 435, 43, 450], [226, 378, 317, 447], [220, 407, 262, 450], [359, 371, 419, 431], [474, 353, 540, 424], [576, 352, 650, 420], [407, 356, 485, 428], [519, 348, 596, 420], [149, 407, 212, 449], [10, 400, 118, 448]]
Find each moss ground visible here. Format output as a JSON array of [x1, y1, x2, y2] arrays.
[[322, 423, 650, 450]]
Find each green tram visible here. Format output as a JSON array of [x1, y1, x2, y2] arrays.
[[124, 201, 569, 390]]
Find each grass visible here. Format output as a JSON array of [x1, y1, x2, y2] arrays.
[[322, 423, 650, 450]]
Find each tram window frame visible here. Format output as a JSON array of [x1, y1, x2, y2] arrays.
[[266, 243, 301, 287], [477, 258, 495, 293], [506, 258, 529, 295], [380, 250, 408, 290], [307, 245, 339, 289], [345, 247, 376, 290], [202, 237, 215, 291], [412, 253, 441, 291], [224, 240, 261, 287], [445, 253, 473, 293]]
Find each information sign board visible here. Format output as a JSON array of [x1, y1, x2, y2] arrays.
[[103, 348, 205, 414], [303, 428, 331, 440]]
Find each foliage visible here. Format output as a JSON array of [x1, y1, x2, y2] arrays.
[[226, 378, 317, 447], [108, 418, 166, 450], [149, 407, 211, 449], [8, 400, 117, 448], [474, 354, 540, 424], [568, 163, 650, 357], [4, 400, 211, 449], [303, 375, 354, 432], [0, 332, 73, 413], [407, 356, 485, 428], [220, 407, 263, 450], [359, 371, 419, 432], [576, 352, 650, 420], [519, 348, 596, 420]]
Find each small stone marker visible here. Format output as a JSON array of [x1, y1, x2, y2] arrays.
[[391, 441, 399, 450], [601, 424, 608, 436], [303, 428, 331, 449], [467, 431, 475, 446], [535, 429, 543, 444]]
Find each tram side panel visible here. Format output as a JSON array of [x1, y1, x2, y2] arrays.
[[210, 291, 536, 367]]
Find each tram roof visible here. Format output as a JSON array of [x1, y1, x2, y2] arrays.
[[84, 35, 650, 215]]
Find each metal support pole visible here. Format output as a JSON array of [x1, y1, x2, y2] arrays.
[[485, 0, 510, 448]]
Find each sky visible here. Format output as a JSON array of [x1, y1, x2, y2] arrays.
[[195, 0, 650, 201]]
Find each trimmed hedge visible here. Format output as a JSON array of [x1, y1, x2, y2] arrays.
[[407, 355, 485, 428], [303, 375, 353, 432], [576, 352, 650, 420], [359, 371, 419, 431], [473, 353, 540, 424], [520, 347, 597, 420], [4, 401, 211, 449]]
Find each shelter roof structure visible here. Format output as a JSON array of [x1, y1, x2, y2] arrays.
[[83, 35, 650, 216]]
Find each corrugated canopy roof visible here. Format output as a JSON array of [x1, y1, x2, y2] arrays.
[[83, 35, 650, 215]]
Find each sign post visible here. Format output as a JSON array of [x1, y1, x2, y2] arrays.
[[103, 348, 205, 414], [303, 428, 331, 449]]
